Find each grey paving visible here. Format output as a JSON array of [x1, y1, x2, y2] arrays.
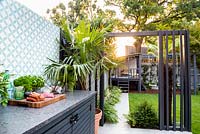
[[99, 93, 192, 134]]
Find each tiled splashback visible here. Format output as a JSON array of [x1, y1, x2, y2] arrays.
[[0, 0, 59, 77]]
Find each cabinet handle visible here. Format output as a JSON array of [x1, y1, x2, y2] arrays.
[[70, 116, 75, 124], [70, 114, 79, 125], [74, 114, 79, 122]]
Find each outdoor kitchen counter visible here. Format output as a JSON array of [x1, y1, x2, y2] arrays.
[[0, 91, 96, 134]]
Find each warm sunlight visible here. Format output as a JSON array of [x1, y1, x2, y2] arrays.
[[115, 37, 135, 57]]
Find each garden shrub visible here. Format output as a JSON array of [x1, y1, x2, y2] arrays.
[[104, 86, 121, 123], [126, 101, 158, 128], [104, 101, 118, 123]]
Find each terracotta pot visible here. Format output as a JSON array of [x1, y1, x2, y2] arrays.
[[95, 108, 102, 134]]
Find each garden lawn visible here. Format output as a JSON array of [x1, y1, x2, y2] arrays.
[[129, 93, 200, 134]]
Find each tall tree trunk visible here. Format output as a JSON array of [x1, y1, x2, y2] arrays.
[[134, 37, 143, 53]]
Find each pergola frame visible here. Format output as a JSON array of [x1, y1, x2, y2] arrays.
[[101, 30, 191, 131]]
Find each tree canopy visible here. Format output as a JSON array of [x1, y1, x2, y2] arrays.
[[189, 21, 200, 67], [46, 0, 200, 62], [105, 0, 200, 31]]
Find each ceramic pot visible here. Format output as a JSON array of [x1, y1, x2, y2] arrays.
[[95, 108, 102, 134]]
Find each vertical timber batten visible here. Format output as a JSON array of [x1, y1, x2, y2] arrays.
[[185, 30, 191, 131], [183, 31, 189, 130], [165, 32, 169, 130], [100, 71, 105, 126], [95, 70, 98, 107], [172, 31, 176, 130], [138, 55, 142, 92], [179, 31, 184, 131], [193, 54, 197, 95], [106, 30, 191, 131], [89, 74, 91, 91], [158, 31, 164, 130]]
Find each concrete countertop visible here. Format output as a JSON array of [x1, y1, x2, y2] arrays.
[[0, 90, 96, 134]]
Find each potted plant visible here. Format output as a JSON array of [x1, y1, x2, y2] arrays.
[[14, 75, 32, 92], [13, 75, 45, 97], [31, 76, 45, 92], [0, 67, 9, 106], [44, 20, 116, 91]]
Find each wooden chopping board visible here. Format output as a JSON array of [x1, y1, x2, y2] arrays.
[[8, 94, 66, 108]]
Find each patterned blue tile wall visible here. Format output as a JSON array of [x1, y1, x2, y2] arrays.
[[0, 0, 60, 77]]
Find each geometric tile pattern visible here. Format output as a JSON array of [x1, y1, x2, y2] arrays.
[[0, 0, 59, 77]]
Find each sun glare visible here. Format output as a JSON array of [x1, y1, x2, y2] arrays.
[[115, 37, 135, 57]]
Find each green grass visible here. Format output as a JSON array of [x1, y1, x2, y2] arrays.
[[129, 93, 200, 134]]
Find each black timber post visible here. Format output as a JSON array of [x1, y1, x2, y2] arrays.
[[172, 31, 177, 130], [158, 31, 165, 130], [164, 31, 170, 130], [100, 71, 105, 126], [184, 30, 191, 131], [193, 54, 197, 95], [89, 74, 91, 91], [138, 54, 142, 92], [108, 70, 111, 86], [179, 31, 184, 131], [95, 70, 98, 107]]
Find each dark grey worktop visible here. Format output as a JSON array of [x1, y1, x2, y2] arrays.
[[0, 91, 96, 134]]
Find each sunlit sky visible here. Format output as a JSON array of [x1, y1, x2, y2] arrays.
[[15, 0, 133, 57], [115, 37, 135, 57]]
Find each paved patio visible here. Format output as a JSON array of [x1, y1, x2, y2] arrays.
[[98, 93, 192, 134]]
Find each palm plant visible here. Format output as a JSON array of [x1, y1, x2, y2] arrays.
[[44, 56, 93, 91], [44, 20, 117, 91]]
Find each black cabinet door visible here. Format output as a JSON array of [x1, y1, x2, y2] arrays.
[[34, 95, 95, 134], [44, 114, 73, 134], [72, 96, 95, 134], [72, 104, 91, 134]]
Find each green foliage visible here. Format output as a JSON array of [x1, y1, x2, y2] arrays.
[[106, 0, 200, 31], [104, 86, 121, 123], [31, 76, 45, 88], [67, 0, 98, 24], [105, 0, 200, 52], [45, 20, 117, 91], [126, 101, 158, 128], [104, 102, 118, 123], [141, 65, 150, 89], [14, 75, 45, 92], [46, 3, 67, 26], [46, 0, 99, 26], [0, 71, 9, 106], [189, 21, 200, 68], [129, 93, 200, 134], [44, 56, 93, 91], [147, 20, 200, 68], [105, 86, 121, 104]]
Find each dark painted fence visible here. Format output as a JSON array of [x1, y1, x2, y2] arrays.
[[108, 30, 191, 131], [158, 30, 191, 131]]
